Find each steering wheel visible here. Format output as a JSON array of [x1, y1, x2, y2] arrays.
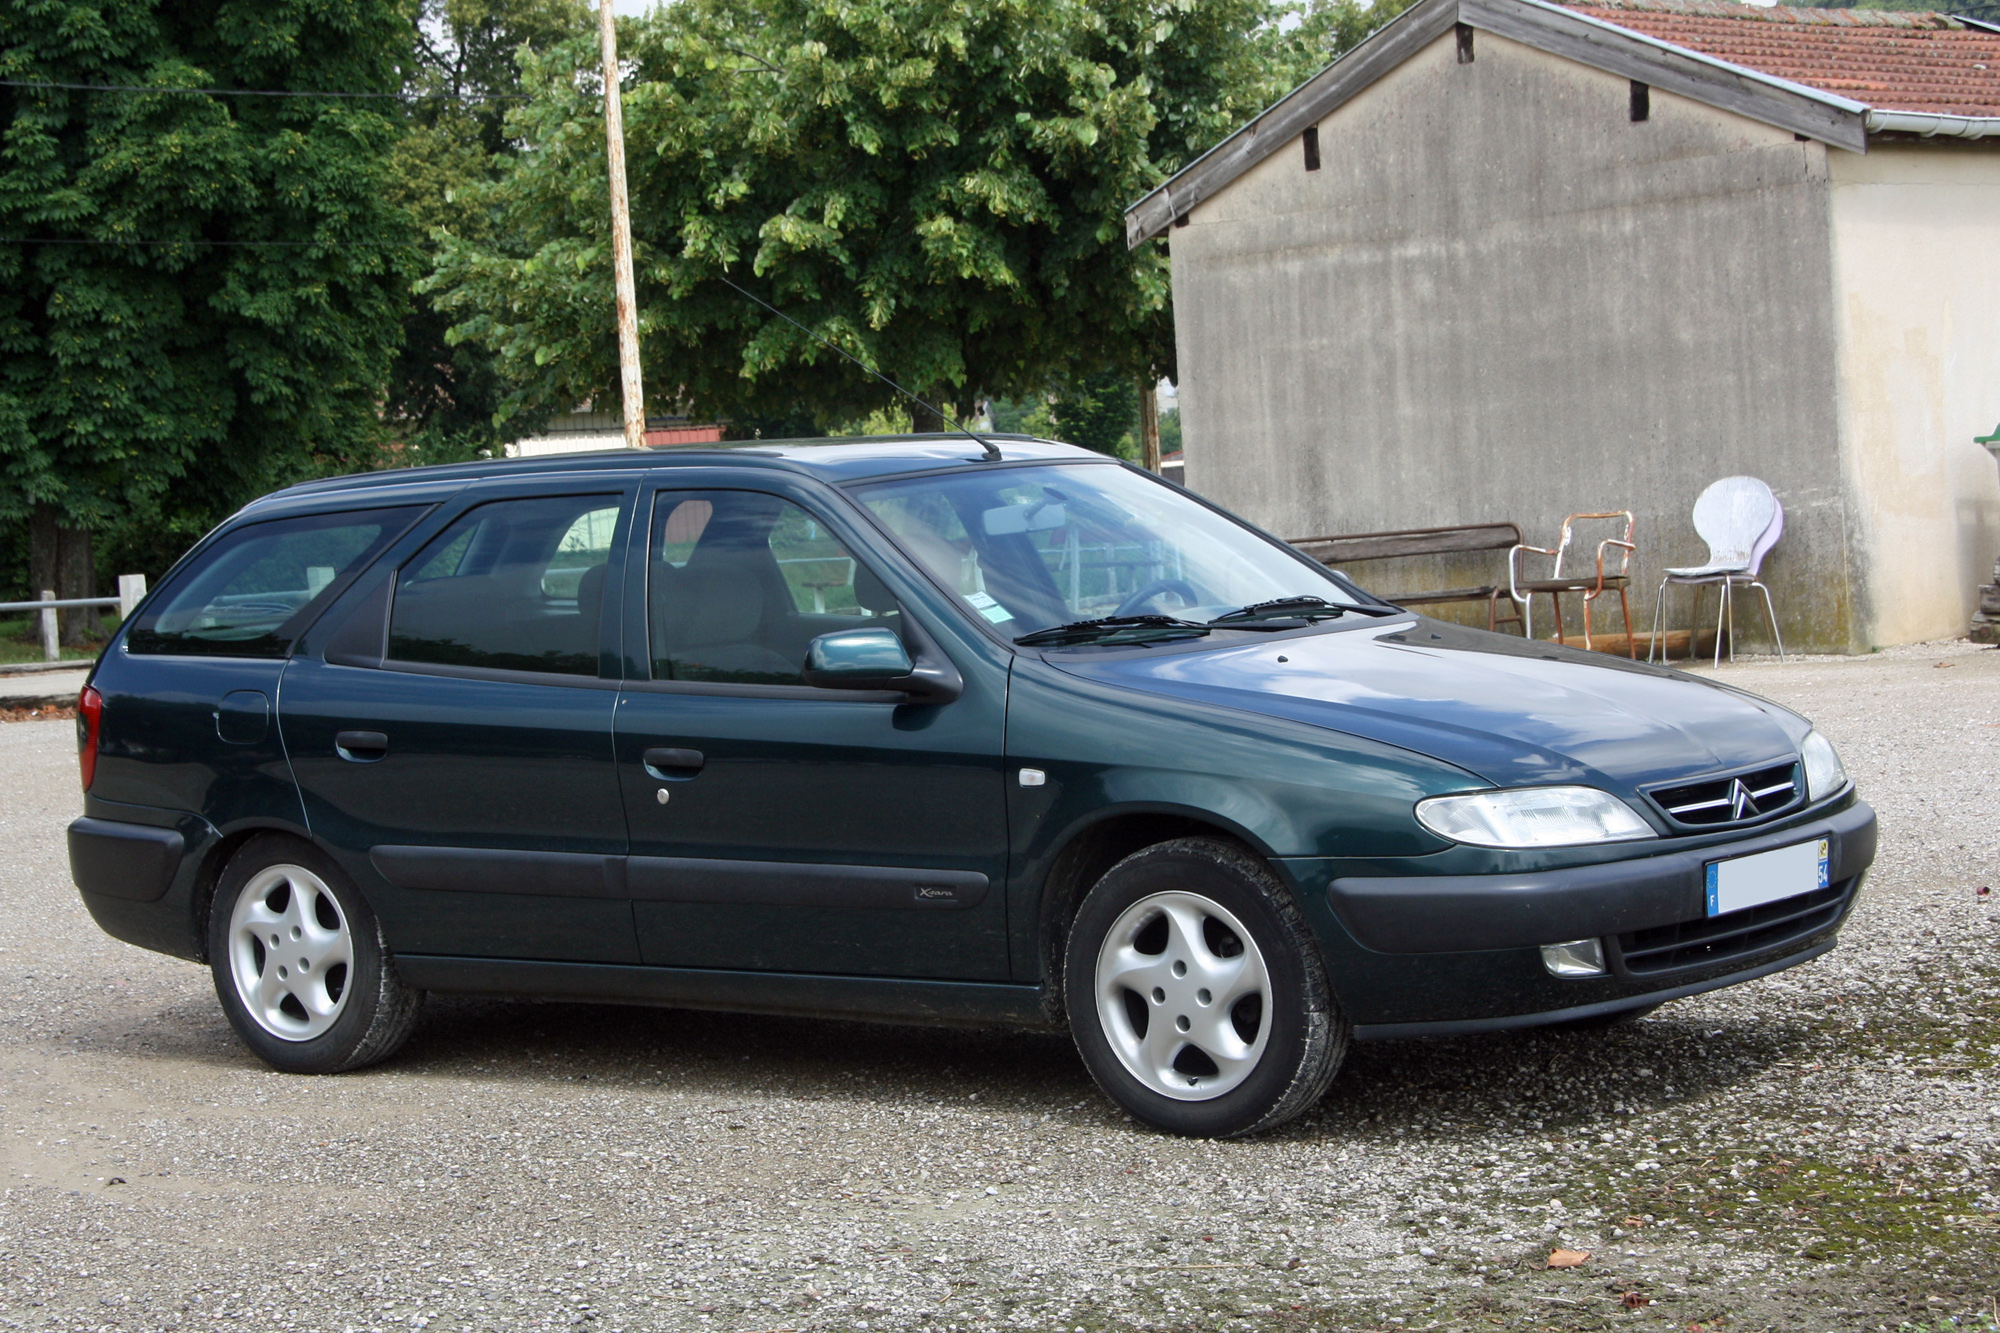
[[1113, 578, 1203, 618]]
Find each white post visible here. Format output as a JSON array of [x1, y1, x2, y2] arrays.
[[600, 0, 646, 450], [39, 589, 58, 662], [118, 573, 147, 621]]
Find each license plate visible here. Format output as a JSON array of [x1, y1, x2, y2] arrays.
[[1705, 838, 1830, 917]]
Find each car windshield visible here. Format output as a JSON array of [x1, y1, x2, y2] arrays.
[[853, 462, 1371, 639]]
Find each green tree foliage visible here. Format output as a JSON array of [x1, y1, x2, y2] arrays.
[[385, 0, 588, 462], [429, 0, 1396, 437], [1052, 370, 1140, 459], [0, 0, 414, 590]]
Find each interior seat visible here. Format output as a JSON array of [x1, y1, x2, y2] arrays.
[[654, 560, 799, 683]]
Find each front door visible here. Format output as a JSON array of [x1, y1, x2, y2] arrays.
[[281, 484, 639, 963], [614, 484, 1010, 979]]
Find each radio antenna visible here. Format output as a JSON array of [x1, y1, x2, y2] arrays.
[[712, 269, 1002, 462]]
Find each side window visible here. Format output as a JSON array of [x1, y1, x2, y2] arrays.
[[648, 491, 896, 686], [388, 494, 621, 677], [126, 507, 420, 658]]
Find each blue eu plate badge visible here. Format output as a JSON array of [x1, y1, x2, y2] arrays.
[[1704, 838, 1831, 918]]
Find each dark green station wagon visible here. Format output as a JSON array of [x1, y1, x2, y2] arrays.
[[69, 436, 1874, 1136]]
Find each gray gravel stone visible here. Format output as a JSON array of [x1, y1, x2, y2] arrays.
[[0, 640, 1994, 1331]]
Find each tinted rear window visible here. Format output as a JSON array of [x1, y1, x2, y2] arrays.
[[126, 508, 421, 658], [387, 494, 621, 677]]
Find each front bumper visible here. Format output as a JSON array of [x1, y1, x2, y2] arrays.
[[1278, 796, 1875, 1030], [1321, 798, 1875, 954]]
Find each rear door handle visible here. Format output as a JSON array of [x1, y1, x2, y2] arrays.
[[642, 746, 705, 779], [335, 730, 389, 763]]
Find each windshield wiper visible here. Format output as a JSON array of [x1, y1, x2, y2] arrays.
[[1015, 615, 1213, 648], [1209, 595, 1348, 624], [1209, 595, 1403, 625]]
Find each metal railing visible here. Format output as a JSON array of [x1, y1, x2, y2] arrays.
[[0, 574, 148, 663]]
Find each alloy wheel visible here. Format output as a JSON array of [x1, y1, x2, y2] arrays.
[[226, 863, 353, 1041], [1093, 890, 1272, 1100]]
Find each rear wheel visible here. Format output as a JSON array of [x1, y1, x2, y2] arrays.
[[1063, 838, 1346, 1137], [207, 834, 421, 1073]]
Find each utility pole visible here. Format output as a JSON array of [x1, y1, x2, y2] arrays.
[[600, 0, 645, 449], [1137, 373, 1162, 474]]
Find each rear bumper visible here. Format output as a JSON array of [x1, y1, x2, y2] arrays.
[[1319, 798, 1875, 954], [68, 816, 184, 902], [68, 803, 221, 963]]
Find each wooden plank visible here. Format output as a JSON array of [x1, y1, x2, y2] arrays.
[[1552, 628, 1716, 658], [1125, 0, 1459, 247], [1291, 523, 1523, 562], [1462, 0, 1867, 152], [1382, 586, 1500, 604]]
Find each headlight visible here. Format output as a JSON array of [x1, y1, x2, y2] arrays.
[[1801, 730, 1848, 802], [1416, 786, 1656, 849]]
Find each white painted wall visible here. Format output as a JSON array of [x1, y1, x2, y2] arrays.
[[1829, 145, 2000, 646]]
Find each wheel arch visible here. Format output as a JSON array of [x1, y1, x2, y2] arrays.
[[187, 821, 321, 964], [1030, 805, 1278, 1026]]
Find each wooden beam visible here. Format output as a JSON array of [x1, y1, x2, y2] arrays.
[[1291, 523, 1524, 563]]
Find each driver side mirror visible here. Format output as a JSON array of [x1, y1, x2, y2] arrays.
[[802, 627, 914, 690], [802, 625, 963, 704]]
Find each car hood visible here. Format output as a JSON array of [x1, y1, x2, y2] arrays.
[[1048, 618, 1806, 792]]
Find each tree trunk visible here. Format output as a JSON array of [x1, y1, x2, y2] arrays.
[[58, 523, 98, 646], [29, 505, 58, 616], [909, 394, 945, 435], [1138, 373, 1161, 473]]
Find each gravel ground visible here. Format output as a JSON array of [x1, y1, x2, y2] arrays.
[[1, 641, 1995, 1333]]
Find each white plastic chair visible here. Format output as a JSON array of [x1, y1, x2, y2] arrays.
[[1648, 477, 1786, 666]]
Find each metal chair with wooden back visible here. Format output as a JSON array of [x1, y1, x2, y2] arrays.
[[1508, 512, 1637, 656]]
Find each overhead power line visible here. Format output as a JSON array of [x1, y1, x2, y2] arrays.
[[2, 238, 344, 247], [0, 78, 527, 101]]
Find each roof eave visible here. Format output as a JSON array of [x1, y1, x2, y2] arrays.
[[1124, 0, 1872, 249]]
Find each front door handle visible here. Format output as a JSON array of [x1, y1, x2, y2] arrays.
[[642, 746, 705, 780], [335, 730, 389, 763]]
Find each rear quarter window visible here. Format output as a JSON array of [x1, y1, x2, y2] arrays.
[[125, 508, 422, 658]]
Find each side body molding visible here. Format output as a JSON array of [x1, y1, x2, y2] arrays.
[[371, 846, 989, 911]]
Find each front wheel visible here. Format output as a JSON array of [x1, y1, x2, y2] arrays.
[[207, 834, 422, 1074], [1063, 838, 1347, 1137]]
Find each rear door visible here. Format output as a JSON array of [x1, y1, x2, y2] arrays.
[[612, 481, 1011, 979], [91, 507, 425, 838], [280, 479, 640, 963]]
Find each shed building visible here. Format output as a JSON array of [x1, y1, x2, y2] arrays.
[[1126, 0, 2000, 651]]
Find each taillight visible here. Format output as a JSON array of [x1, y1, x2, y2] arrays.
[[77, 685, 103, 791]]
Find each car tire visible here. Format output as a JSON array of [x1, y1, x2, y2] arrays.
[[1063, 837, 1347, 1137], [207, 833, 422, 1074]]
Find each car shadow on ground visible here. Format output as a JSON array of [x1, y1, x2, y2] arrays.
[[58, 985, 1815, 1142], [398, 994, 1813, 1141]]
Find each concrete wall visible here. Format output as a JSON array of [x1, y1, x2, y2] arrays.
[[1828, 144, 2000, 646], [1169, 29, 1866, 649]]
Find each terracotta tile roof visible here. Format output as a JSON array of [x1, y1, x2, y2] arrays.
[[1561, 0, 2000, 116]]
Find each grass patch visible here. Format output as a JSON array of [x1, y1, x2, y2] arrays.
[[0, 611, 114, 665]]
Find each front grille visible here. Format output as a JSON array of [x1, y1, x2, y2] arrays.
[[1613, 878, 1852, 976], [1647, 761, 1801, 829]]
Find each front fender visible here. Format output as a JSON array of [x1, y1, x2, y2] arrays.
[[1003, 658, 1477, 982]]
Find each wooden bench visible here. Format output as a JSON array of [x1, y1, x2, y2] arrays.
[[1288, 523, 1527, 632]]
